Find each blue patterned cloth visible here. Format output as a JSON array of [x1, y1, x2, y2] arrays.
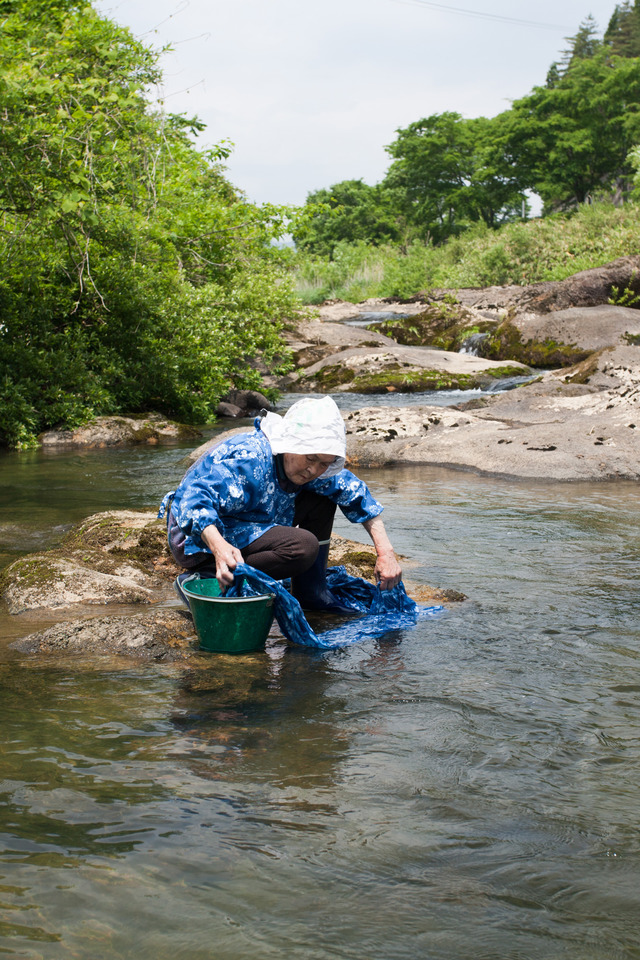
[[158, 420, 383, 558], [222, 563, 444, 649]]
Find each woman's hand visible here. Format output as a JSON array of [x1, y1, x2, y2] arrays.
[[374, 550, 402, 591], [363, 516, 402, 591], [201, 524, 244, 588]]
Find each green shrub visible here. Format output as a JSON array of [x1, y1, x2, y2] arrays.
[[293, 202, 640, 302]]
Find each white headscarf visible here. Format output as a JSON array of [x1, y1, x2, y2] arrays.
[[260, 397, 346, 478]]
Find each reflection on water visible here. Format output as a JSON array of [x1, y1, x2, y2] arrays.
[[1, 448, 640, 958]]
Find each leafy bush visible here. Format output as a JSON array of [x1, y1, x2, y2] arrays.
[[0, 0, 297, 447]]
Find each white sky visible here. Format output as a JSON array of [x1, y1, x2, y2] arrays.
[[95, 0, 620, 207]]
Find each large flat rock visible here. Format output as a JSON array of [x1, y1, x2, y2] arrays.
[[512, 305, 640, 352], [344, 345, 640, 481]]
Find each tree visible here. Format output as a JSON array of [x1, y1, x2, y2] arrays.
[[0, 0, 296, 447], [383, 112, 527, 243], [559, 15, 601, 73], [501, 50, 640, 212], [605, 1, 640, 57], [291, 180, 401, 258]]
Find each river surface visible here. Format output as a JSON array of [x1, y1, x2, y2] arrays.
[[1, 407, 640, 959]]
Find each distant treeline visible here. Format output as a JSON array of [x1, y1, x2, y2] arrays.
[[292, 4, 640, 257]]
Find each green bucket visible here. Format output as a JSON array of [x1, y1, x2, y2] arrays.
[[181, 575, 275, 654]]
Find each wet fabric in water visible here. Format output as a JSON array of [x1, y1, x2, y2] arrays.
[[224, 562, 444, 649]]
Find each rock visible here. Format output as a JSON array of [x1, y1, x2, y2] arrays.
[[483, 304, 640, 368], [216, 401, 244, 418], [39, 413, 201, 448], [511, 304, 640, 351], [215, 390, 275, 419], [369, 300, 491, 352], [0, 511, 178, 614], [11, 609, 197, 662], [2, 556, 156, 614], [316, 299, 428, 323], [361, 265, 640, 369], [429, 255, 640, 316], [223, 389, 275, 413], [278, 318, 529, 394], [514, 255, 640, 315], [344, 344, 640, 481]]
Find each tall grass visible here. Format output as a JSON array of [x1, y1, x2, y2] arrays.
[[293, 202, 640, 303]]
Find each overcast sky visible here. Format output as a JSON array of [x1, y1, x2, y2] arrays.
[[95, 0, 620, 207]]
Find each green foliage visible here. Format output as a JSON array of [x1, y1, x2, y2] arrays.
[[494, 50, 640, 212], [605, 2, 640, 57], [383, 112, 527, 244], [559, 14, 602, 72], [294, 240, 439, 303], [293, 201, 640, 302], [0, 0, 297, 447], [609, 270, 640, 306], [629, 143, 640, 192], [291, 180, 402, 257]]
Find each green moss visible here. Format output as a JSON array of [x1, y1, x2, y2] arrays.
[[302, 360, 530, 394], [370, 302, 495, 352], [484, 365, 530, 379], [299, 364, 356, 390], [560, 349, 608, 384], [484, 318, 591, 368], [0, 556, 61, 591], [348, 369, 479, 393], [340, 550, 377, 575], [62, 515, 168, 569]]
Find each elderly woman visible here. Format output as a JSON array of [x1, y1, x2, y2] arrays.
[[159, 397, 401, 613]]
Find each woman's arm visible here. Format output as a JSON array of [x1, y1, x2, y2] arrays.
[[362, 515, 402, 590]]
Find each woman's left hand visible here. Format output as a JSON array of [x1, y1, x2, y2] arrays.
[[375, 550, 402, 591]]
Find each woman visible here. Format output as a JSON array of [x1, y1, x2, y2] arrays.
[[159, 397, 402, 613]]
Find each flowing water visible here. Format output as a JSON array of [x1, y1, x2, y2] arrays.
[[1, 415, 639, 959]]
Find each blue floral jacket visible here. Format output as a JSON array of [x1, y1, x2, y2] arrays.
[[158, 420, 383, 557]]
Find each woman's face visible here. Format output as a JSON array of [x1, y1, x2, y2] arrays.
[[282, 453, 337, 486]]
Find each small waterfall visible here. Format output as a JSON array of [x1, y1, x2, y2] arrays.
[[459, 332, 489, 355]]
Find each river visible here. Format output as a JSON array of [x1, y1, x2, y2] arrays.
[[1, 394, 639, 959]]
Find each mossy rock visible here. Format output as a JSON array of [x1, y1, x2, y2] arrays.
[[1, 511, 176, 614], [558, 349, 607, 385], [338, 550, 377, 577], [342, 365, 526, 394], [1, 552, 156, 614], [483, 318, 592, 368], [62, 511, 171, 572], [11, 610, 198, 662], [298, 364, 356, 391], [370, 301, 495, 352]]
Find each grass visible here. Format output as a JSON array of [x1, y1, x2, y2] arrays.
[[292, 201, 640, 303]]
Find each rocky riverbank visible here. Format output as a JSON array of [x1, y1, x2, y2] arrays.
[[34, 257, 639, 482], [269, 256, 640, 481], [2, 511, 458, 661], [276, 312, 529, 394]]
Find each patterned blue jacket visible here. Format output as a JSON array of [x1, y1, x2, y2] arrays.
[[158, 420, 383, 558]]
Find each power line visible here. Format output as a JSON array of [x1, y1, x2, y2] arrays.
[[390, 0, 569, 31]]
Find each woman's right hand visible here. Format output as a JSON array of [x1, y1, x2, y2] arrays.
[[201, 525, 244, 588]]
